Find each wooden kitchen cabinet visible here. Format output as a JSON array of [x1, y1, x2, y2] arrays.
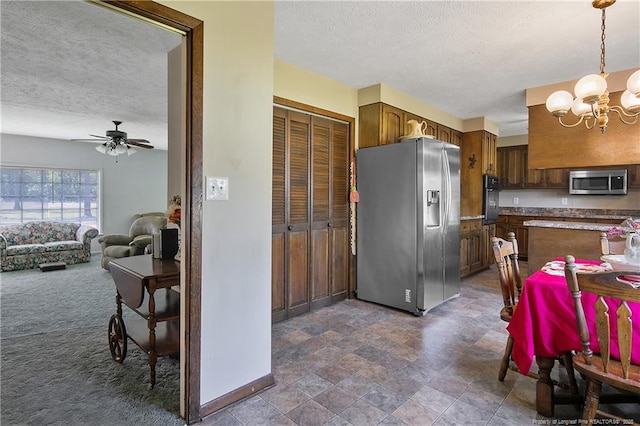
[[481, 224, 496, 268], [495, 215, 533, 259], [627, 165, 640, 188], [498, 145, 570, 189], [481, 131, 497, 176], [358, 102, 460, 149], [460, 219, 483, 277]]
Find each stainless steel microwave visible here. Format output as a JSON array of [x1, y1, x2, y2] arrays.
[[569, 170, 627, 195]]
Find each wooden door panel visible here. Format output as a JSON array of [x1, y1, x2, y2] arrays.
[[289, 112, 310, 226], [312, 118, 330, 223], [271, 233, 285, 313], [272, 109, 287, 229], [311, 228, 329, 302], [332, 121, 349, 224], [288, 231, 309, 309], [331, 227, 349, 297], [381, 104, 402, 145]]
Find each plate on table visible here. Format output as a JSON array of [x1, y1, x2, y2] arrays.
[[541, 260, 613, 276], [617, 274, 640, 288], [600, 255, 640, 272]]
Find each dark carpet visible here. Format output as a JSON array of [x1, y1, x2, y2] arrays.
[[1, 256, 183, 426]]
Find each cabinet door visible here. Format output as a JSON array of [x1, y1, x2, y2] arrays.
[[381, 104, 403, 145], [460, 231, 470, 276], [424, 120, 438, 138], [544, 168, 569, 188], [629, 165, 640, 188], [505, 146, 526, 188], [482, 224, 496, 268], [495, 216, 508, 240], [450, 130, 463, 147], [437, 125, 451, 143], [469, 229, 482, 273], [482, 132, 497, 175]]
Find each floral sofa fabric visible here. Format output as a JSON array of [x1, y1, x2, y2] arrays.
[[0, 221, 98, 272]]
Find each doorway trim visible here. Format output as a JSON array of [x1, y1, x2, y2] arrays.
[[100, 1, 203, 423]]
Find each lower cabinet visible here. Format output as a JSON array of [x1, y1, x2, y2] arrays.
[[460, 219, 483, 277], [482, 224, 496, 268], [494, 215, 533, 260]]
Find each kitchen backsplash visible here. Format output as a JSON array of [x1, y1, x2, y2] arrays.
[[499, 188, 640, 210]]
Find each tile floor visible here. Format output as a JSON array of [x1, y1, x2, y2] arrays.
[[202, 264, 639, 426]]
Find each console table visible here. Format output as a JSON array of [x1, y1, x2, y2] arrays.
[[108, 255, 180, 389]]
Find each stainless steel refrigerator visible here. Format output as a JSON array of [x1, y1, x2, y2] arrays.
[[356, 137, 461, 315]]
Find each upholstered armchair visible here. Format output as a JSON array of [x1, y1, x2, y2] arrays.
[[98, 212, 167, 270]]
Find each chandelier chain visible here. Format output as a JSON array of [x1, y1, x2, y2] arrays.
[[600, 8, 606, 75]]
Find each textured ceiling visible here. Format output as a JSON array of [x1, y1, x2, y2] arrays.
[[1, 1, 639, 151], [0, 1, 181, 150]]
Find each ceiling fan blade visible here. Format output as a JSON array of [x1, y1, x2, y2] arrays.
[[72, 138, 107, 142], [127, 138, 151, 144], [127, 141, 154, 149], [89, 134, 110, 139]]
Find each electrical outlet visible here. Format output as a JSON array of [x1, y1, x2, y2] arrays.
[[206, 176, 229, 200], [561, 197, 568, 206], [513, 197, 519, 205]]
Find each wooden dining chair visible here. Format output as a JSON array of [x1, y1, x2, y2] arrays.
[[600, 232, 627, 256], [564, 255, 640, 423], [493, 232, 531, 381], [494, 233, 578, 392]]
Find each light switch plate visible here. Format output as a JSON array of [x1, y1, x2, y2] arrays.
[[206, 176, 229, 200]]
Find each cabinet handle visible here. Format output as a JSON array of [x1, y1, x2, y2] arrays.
[[287, 225, 293, 231], [328, 222, 332, 228]]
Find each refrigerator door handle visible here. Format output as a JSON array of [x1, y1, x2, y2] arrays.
[[442, 148, 452, 234]]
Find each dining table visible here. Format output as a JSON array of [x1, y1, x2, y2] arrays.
[[506, 257, 640, 416]]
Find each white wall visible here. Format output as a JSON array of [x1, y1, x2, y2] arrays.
[[0, 134, 168, 250], [158, 1, 274, 404]]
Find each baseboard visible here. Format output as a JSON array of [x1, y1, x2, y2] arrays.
[[199, 373, 275, 419]]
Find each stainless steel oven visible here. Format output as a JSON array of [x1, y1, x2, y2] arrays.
[[483, 174, 499, 225]]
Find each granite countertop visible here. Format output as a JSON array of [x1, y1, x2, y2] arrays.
[[460, 215, 484, 221], [500, 207, 640, 220], [523, 220, 615, 232]]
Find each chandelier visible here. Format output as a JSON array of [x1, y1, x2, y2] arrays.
[[95, 139, 137, 157], [545, 0, 640, 133]]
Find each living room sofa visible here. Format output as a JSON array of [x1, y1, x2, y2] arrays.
[[0, 221, 98, 272]]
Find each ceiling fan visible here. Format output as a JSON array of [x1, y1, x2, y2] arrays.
[[73, 120, 154, 157]]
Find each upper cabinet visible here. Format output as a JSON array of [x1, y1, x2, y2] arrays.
[[358, 102, 460, 148], [497, 145, 638, 189], [460, 130, 497, 217]]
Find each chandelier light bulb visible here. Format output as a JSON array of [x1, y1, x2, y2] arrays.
[[627, 69, 640, 96], [107, 148, 119, 156], [545, 90, 574, 116], [621, 90, 640, 113], [574, 74, 607, 104], [571, 97, 594, 117]]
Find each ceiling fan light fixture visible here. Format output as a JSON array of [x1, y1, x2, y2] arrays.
[[545, 1, 639, 132], [95, 144, 107, 154], [127, 147, 137, 156], [115, 144, 127, 155]]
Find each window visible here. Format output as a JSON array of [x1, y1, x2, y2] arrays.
[[0, 166, 100, 228]]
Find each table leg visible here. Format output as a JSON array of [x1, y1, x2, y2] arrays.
[[536, 356, 555, 417]]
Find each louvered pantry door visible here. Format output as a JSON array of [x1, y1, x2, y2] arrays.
[[310, 117, 349, 308], [272, 108, 311, 322]]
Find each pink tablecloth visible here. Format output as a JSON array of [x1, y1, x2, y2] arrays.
[[506, 259, 640, 375]]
